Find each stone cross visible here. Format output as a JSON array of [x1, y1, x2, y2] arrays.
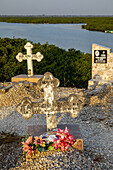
[[16, 72, 83, 131], [16, 42, 44, 77]]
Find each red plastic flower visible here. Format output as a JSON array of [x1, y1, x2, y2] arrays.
[[52, 127, 75, 151]]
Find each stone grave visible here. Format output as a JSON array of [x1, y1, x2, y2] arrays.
[[11, 42, 44, 83], [88, 43, 113, 88], [0, 83, 14, 94], [16, 72, 83, 151]]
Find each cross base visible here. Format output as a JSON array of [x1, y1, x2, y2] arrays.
[[27, 124, 83, 151], [11, 74, 43, 83]]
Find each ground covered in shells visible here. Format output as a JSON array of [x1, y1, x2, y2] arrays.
[[0, 86, 113, 169]]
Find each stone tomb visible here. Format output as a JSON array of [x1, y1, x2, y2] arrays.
[[16, 72, 83, 151], [12, 42, 44, 83], [88, 44, 113, 88], [27, 124, 83, 151]]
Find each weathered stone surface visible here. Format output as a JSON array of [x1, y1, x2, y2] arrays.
[[86, 84, 112, 106], [16, 72, 83, 131], [37, 72, 60, 104], [0, 80, 112, 116]]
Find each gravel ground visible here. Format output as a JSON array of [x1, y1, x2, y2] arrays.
[[0, 87, 113, 169]]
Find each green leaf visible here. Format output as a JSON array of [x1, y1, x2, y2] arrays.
[[48, 146, 54, 151], [48, 142, 53, 146], [41, 143, 46, 147], [24, 151, 27, 155], [57, 148, 61, 152], [37, 147, 42, 152]]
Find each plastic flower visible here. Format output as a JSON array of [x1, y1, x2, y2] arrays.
[[22, 141, 34, 155], [34, 135, 42, 144], [48, 135, 56, 142], [34, 135, 46, 147], [21, 127, 75, 155], [22, 142, 29, 151], [25, 136, 33, 145], [52, 127, 75, 151]]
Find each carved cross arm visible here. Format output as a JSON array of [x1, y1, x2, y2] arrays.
[[16, 94, 83, 120], [51, 94, 83, 118], [16, 52, 24, 62], [32, 52, 44, 62], [16, 98, 58, 120], [56, 94, 83, 117], [16, 97, 34, 120]]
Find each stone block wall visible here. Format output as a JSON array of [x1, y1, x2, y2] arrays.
[[92, 44, 113, 80], [88, 44, 113, 88]]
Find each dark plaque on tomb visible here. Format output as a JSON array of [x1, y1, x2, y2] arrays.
[[94, 50, 107, 63], [27, 124, 82, 140]]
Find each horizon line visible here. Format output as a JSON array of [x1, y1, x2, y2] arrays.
[[0, 14, 113, 17]]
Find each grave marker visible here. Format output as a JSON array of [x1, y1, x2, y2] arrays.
[[17, 72, 83, 131], [16, 42, 43, 77], [16, 72, 83, 150], [12, 42, 44, 83], [88, 44, 113, 88]]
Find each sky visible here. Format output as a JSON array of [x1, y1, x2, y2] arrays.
[[0, 0, 113, 16]]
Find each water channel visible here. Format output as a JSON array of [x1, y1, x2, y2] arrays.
[[0, 22, 113, 53]]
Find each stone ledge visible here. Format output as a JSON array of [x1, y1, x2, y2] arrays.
[[0, 84, 14, 94], [88, 79, 113, 89], [11, 74, 43, 83]]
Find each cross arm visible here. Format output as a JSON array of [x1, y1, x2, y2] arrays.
[[16, 98, 57, 120], [16, 97, 44, 120], [68, 94, 83, 118], [32, 52, 44, 62], [16, 94, 83, 120], [16, 53, 29, 62], [16, 52, 24, 62], [56, 94, 83, 118]]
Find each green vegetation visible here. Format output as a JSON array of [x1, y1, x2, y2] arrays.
[[0, 16, 113, 32], [0, 38, 91, 88]]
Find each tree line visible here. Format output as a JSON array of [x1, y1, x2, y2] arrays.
[[0, 38, 92, 88], [0, 16, 113, 32]]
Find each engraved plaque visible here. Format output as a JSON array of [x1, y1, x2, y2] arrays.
[[94, 50, 107, 63]]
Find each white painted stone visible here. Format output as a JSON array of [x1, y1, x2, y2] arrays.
[[16, 42, 44, 77]]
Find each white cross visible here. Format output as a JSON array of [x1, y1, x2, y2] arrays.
[[16, 42, 44, 77]]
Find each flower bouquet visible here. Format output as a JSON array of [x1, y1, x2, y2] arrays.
[[22, 127, 76, 157]]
